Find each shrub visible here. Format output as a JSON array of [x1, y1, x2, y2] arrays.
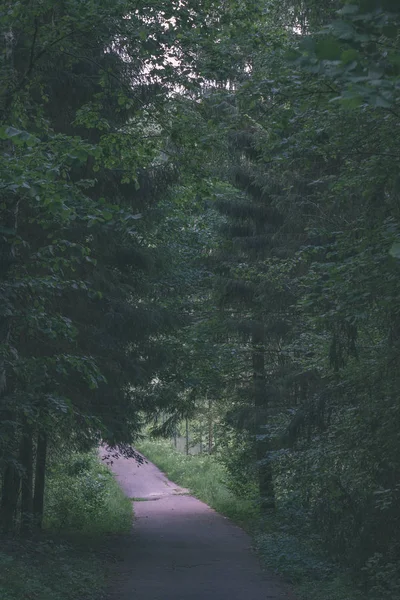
[[44, 450, 132, 535]]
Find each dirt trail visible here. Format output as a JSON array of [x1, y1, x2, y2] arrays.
[[106, 451, 294, 600]]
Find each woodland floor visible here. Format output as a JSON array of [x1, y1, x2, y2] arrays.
[[105, 451, 295, 600]]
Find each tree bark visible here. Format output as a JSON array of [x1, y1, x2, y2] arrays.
[[0, 29, 20, 532], [0, 189, 20, 531], [252, 323, 275, 510], [33, 430, 47, 529], [20, 420, 34, 534], [208, 395, 214, 454], [185, 418, 189, 455], [0, 461, 20, 532]]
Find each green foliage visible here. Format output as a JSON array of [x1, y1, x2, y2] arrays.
[[1, 0, 239, 532], [44, 451, 132, 534], [144, 1, 400, 597], [0, 450, 131, 600], [1, 0, 400, 597], [216, 430, 259, 499], [300, 1, 400, 109], [296, 576, 364, 600], [255, 528, 334, 584], [0, 538, 104, 600]]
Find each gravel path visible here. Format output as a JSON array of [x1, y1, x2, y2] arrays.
[[106, 451, 294, 600]]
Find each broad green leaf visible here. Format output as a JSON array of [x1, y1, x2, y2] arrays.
[[341, 49, 359, 64], [315, 38, 342, 61], [389, 242, 400, 258]]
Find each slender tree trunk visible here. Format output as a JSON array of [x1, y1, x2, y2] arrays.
[[185, 418, 189, 455], [0, 461, 20, 532], [0, 189, 19, 530], [252, 324, 275, 510], [208, 395, 213, 454], [0, 28, 21, 532], [0, 25, 18, 387], [20, 420, 34, 534], [33, 430, 47, 529], [0, 189, 19, 534]]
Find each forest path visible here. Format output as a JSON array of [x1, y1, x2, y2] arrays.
[[106, 451, 294, 600]]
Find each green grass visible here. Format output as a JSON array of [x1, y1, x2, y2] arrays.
[[138, 438, 364, 600], [0, 450, 133, 600]]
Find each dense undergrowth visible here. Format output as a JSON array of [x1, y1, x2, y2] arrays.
[[0, 451, 132, 600], [0, 537, 104, 600], [139, 439, 363, 600], [44, 451, 132, 534]]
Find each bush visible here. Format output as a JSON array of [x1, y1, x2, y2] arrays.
[[255, 529, 334, 584], [217, 434, 259, 500], [44, 450, 132, 534]]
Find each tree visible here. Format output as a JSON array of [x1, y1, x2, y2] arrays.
[[0, 0, 240, 532], [151, 0, 400, 593]]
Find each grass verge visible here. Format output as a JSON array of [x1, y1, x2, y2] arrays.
[[138, 438, 364, 600], [0, 450, 132, 600]]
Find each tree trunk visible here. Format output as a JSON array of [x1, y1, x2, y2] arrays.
[[0, 461, 20, 532], [0, 188, 20, 531], [252, 324, 275, 510], [0, 193, 20, 534], [20, 420, 34, 534], [185, 418, 189, 455], [0, 23, 18, 391], [0, 30, 20, 532], [208, 395, 213, 454], [33, 430, 47, 529]]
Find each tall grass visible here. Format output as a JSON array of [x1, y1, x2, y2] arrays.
[[137, 439, 258, 528]]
